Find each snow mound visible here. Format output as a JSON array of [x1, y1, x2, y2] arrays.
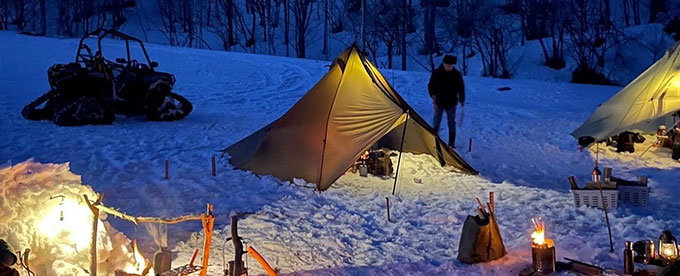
[[0, 160, 138, 275]]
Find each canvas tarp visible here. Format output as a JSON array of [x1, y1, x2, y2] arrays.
[[224, 45, 477, 191], [572, 42, 680, 144]]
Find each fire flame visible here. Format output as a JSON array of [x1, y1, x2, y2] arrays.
[[125, 240, 154, 276], [531, 217, 553, 247]]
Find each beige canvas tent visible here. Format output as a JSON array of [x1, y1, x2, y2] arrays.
[[224, 45, 477, 191], [572, 42, 680, 145]]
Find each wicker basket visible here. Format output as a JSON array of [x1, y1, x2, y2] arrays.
[[571, 189, 619, 209]]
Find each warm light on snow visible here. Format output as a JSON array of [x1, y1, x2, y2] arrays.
[[37, 196, 100, 253]]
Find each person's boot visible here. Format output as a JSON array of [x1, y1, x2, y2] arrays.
[[448, 131, 456, 148]]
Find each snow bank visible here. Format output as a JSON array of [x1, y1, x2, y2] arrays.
[[0, 160, 140, 275]]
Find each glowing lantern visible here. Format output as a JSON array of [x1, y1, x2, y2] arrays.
[[38, 195, 99, 253], [658, 230, 678, 263], [49, 195, 65, 221], [591, 166, 602, 182]]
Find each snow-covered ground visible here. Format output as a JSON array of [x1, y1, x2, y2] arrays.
[[1, 32, 679, 275]]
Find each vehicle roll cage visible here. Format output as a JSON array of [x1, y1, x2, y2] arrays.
[[75, 28, 156, 70]]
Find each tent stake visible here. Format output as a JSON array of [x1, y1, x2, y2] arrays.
[[392, 111, 409, 195], [386, 197, 391, 222]]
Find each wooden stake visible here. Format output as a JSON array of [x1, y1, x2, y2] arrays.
[[489, 192, 495, 212], [83, 194, 103, 276], [475, 197, 486, 212], [200, 204, 214, 276], [468, 138, 472, 152], [247, 246, 278, 276], [165, 160, 169, 180], [386, 197, 391, 222], [231, 215, 244, 276], [189, 249, 199, 267], [211, 156, 216, 177]]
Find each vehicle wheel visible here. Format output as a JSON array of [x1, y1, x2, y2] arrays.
[[22, 90, 60, 121], [53, 96, 114, 126], [145, 92, 193, 121]]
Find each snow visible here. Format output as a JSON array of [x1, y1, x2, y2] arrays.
[[1, 32, 679, 275], [0, 160, 140, 275]]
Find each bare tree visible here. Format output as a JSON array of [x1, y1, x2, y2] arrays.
[[536, 0, 566, 69], [564, 0, 621, 84], [399, 0, 414, 70], [421, 0, 449, 55], [157, 0, 179, 45], [235, 1, 257, 52], [632, 0, 641, 25], [290, 0, 314, 58], [283, 0, 290, 56], [471, 2, 519, 78], [211, 0, 237, 50], [649, 0, 666, 23], [54, 0, 133, 37]]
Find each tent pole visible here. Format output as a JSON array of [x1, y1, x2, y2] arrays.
[[392, 111, 410, 196]]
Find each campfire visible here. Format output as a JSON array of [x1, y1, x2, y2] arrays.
[[121, 240, 154, 276], [530, 217, 556, 274]]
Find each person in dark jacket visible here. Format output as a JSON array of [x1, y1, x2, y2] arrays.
[[428, 55, 465, 147]]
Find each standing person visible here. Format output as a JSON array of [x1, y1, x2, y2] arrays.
[[428, 55, 465, 148]]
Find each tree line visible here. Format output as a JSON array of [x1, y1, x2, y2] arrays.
[[1, 0, 679, 84]]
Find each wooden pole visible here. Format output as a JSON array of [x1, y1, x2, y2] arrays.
[[211, 156, 216, 177], [392, 112, 409, 196], [82, 194, 211, 274], [468, 138, 472, 152], [200, 204, 214, 276], [93, 204, 202, 225], [189, 249, 199, 267], [231, 216, 244, 276], [247, 246, 278, 276], [597, 182, 614, 252], [489, 192, 494, 212], [83, 194, 103, 276], [165, 160, 169, 180], [386, 197, 391, 222]]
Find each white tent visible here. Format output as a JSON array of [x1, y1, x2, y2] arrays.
[[572, 42, 680, 144]]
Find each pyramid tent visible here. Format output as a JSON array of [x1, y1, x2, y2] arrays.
[[572, 42, 680, 145], [224, 45, 477, 191]]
